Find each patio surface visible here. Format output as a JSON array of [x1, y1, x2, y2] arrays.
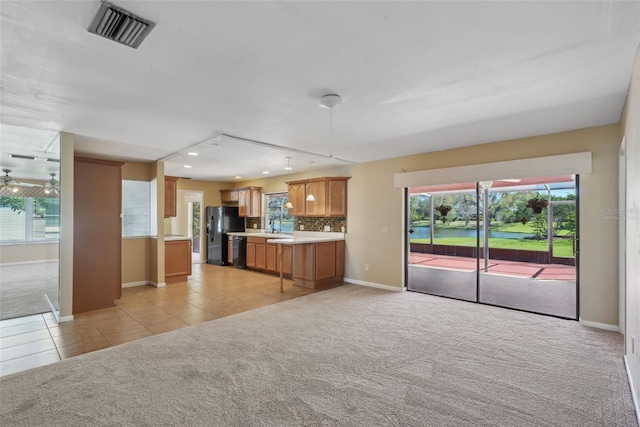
[[410, 253, 576, 281]]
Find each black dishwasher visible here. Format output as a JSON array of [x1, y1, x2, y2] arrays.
[[232, 235, 247, 269]]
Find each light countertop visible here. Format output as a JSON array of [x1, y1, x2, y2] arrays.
[[164, 235, 192, 242], [228, 231, 344, 244]]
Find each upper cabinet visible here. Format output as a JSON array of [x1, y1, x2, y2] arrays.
[[221, 186, 262, 217], [287, 177, 349, 217], [164, 176, 179, 218], [220, 189, 238, 203]]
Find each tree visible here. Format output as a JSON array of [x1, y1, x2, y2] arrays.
[[453, 194, 476, 227], [409, 195, 431, 224]]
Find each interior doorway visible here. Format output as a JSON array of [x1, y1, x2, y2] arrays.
[[182, 191, 203, 265], [407, 175, 578, 319]]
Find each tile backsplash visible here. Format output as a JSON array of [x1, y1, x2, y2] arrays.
[[294, 217, 346, 233], [245, 217, 263, 230], [247, 216, 346, 233]]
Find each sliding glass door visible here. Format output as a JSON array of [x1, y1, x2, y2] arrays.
[[407, 175, 578, 319], [407, 183, 479, 302]]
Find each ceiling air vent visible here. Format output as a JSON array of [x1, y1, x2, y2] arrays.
[[88, 2, 155, 49]]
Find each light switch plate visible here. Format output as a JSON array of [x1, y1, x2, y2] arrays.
[[300, 225, 304, 230], [324, 225, 331, 232]]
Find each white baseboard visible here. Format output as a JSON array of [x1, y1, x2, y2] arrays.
[[343, 278, 404, 292], [58, 314, 74, 323], [0, 259, 58, 266], [122, 281, 150, 288], [578, 318, 619, 332], [624, 356, 640, 426], [149, 281, 166, 288]]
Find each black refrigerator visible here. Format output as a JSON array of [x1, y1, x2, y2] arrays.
[[206, 206, 245, 265]]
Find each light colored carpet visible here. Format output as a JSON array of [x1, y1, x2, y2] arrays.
[[0, 285, 637, 426], [0, 261, 58, 320]]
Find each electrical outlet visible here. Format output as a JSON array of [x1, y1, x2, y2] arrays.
[[365, 264, 369, 271], [253, 223, 257, 229], [381, 226, 388, 234], [299, 224, 304, 231], [341, 226, 345, 233], [324, 225, 330, 232]]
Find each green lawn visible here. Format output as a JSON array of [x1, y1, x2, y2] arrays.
[[411, 237, 575, 258]]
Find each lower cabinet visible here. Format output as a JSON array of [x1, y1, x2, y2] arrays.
[[246, 237, 292, 277], [227, 236, 234, 265], [165, 239, 192, 283], [293, 240, 345, 289]]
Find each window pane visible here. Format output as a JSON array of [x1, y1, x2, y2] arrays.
[[32, 197, 59, 240], [265, 193, 293, 234], [0, 196, 27, 241], [123, 180, 150, 237]]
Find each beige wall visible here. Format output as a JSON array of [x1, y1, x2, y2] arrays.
[[0, 242, 59, 264], [121, 238, 150, 285], [122, 161, 152, 181], [621, 48, 640, 405]]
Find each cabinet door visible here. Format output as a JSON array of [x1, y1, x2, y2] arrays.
[[327, 179, 347, 216], [266, 244, 277, 272], [288, 183, 306, 216], [228, 238, 234, 264], [221, 190, 238, 203], [305, 180, 326, 216], [283, 245, 293, 275], [246, 242, 256, 268], [238, 189, 249, 217], [250, 188, 262, 217], [164, 176, 178, 218], [255, 243, 266, 270], [335, 240, 345, 277], [315, 241, 336, 280]]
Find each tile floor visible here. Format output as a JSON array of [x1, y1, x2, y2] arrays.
[[0, 263, 336, 378]]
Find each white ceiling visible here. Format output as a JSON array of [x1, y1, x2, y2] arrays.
[[1, 1, 639, 182]]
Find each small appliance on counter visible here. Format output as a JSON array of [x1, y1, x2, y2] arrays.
[[206, 206, 244, 265]]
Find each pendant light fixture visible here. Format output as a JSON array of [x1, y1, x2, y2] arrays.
[[306, 161, 316, 202], [284, 157, 294, 209], [319, 94, 343, 159]]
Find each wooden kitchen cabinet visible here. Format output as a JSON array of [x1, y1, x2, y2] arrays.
[[287, 177, 349, 217], [237, 188, 249, 216], [221, 189, 238, 203], [236, 186, 262, 217], [287, 183, 306, 216], [247, 237, 292, 278], [282, 245, 293, 275], [305, 179, 327, 216], [164, 176, 179, 218], [293, 240, 345, 289], [266, 243, 277, 272], [165, 239, 192, 283]]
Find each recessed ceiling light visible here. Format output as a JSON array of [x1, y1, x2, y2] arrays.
[[262, 171, 270, 175], [184, 165, 192, 168], [187, 152, 198, 156], [235, 176, 242, 179]]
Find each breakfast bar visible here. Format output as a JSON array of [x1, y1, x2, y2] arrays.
[[228, 231, 345, 292]]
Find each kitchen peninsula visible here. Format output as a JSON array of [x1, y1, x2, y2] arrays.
[[227, 231, 345, 290]]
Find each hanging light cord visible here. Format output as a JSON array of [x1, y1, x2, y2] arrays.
[[329, 109, 334, 158]]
